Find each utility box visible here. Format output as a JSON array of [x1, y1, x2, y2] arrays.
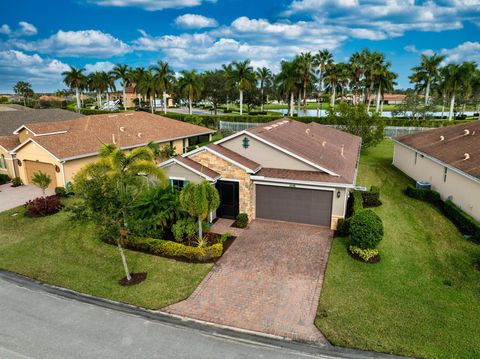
[[416, 181, 432, 190]]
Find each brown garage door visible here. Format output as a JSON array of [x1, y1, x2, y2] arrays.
[[25, 161, 57, 189], [256, 185, 333, 227]]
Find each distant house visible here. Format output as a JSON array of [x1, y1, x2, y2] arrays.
[[368, 93, 406, 105], [393, 121, 480, 221], [3, 112, 213, 188], [125, 84, 174, 109], [161, 118, 362, 229]]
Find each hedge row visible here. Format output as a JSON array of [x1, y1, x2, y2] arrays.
[[103, 236, 223, 262], [405, 185, 480, 241], [337, 190, 365, 236], [79, 109, 123, 116], [163, 112, 474, 129]]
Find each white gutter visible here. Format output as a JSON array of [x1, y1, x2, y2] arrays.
[[251, 175, 355, 189]]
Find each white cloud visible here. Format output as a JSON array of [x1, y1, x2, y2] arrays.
[[285, 0, 477, 39], [404, 45, 418, 53], [84, 61, 115, 73], [84, 0, 217, 11], [14, 30, 130, 57], [17, 21, 37, 36], [0, 24, 11, 35], [0, 50, 70, 92], [175, 14, 218, 29], [439, 41, 480, 64]]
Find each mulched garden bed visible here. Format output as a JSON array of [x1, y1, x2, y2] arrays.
[[348, 249, 381, 264], [118, 272, 147, 286], [230, 221, 246, 229]]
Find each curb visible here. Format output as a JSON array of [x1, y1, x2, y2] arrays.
[[0, 269, 408, 359]]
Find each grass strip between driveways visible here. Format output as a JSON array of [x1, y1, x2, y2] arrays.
[[316, 140, 480, 359], [0, 204, 212, 310]]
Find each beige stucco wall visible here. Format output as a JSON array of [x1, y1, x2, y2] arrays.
[[0, 147, 17, 178], [191, 150, 255, 220], [63, 156, 98, 184], [15, 141, 64, 187], [17, 129, 33, 143], [221, 134, 319, 171], [162, 162, 204, 183], [393, 143, 480, 221]]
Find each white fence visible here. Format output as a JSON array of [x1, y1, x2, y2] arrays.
[[219, 120, 433, 137]]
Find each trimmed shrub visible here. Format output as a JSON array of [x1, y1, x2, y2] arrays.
[[362, 186, 382, 207], [349, 245, 379, 262], [172, 219, 198, 243], [444, 200, 480, 240], [350, 209, 384, 249], [102, 235, 223, 261], [235, 213, 249, 228], [336, 217, 351, 237], [405, 185, 442, 206], [219, 232, 232, 244], [79, 109, 122, 116], [353, 191, 364, 214], [25, 195, 62, 217], [0, 174, 10, 185], [11, 177, 22, 187], [55, 186, 67, 197]]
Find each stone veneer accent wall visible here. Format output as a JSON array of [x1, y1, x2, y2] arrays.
[[190, 151, 255, 220]]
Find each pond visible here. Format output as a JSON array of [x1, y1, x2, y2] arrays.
[[270, 109, 477, 118]]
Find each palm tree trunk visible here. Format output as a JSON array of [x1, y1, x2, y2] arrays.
[[189, 97, 192, 115], [150, 97, 154, 114], [163, 91, 167, 114], [123, 86, 127, 110], [448, 93, 455, 121], [424, 79, 431, 106], [261, 87, 264, 112], [97, 92, 101, 109], [297, 91, 301, 113], [117, 240, 131, 281], [380, 99, 384, 113], [75, 87, 81, 110], [289, 92, 294, 116], [239, 90, 243, 115], [303, 80, 307, 111], [106, 91, 110, 109], [375, 86, 381, 112], [441, 94, 445, 118], [317, 71, 322, 117], [226, 95, 229, 111], [366, 83, 374, 112], [330, 85, 336, 108], [198, 217, 203, 242]]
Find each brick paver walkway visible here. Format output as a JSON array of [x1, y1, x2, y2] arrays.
[[165, 219, 333, 343]]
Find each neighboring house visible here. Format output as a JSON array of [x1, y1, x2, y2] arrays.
[[0, 108, 83, 136], [393, 121, 480, 221], [0, 135, 20, 178], [6, 112, 214, 189], [161, 118, 361, 229], [125, 85, 174, 109], [368, 93, 406, 105]]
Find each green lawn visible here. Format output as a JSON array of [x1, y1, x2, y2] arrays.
[[0, 203, 212, 309], [316, 141, 480, 358]]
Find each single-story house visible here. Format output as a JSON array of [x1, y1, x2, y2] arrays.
[[393, 121, 480, 221], [368, 93, 406, 105], [124, 84, 174, 109], [3, 112, 214, 188], [161, 118, 361, 229]]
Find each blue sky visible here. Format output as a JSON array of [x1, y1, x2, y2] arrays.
[[0, 0, 479, 93]]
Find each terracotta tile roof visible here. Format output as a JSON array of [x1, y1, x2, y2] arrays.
[[0, 108, 83, 136], [0, 135, 19, 151], [255, 168, 352, 185], [206, 144, 261, 172], [17, 112, 214, 160], [395, 121, 480, 180], [125, 84, 136, 94], [175, 156, 220, 179], [247, 118, 361, 183]]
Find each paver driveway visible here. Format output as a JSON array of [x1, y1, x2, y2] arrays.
[[0, 184, 54, 212], [165, 219, 333, 343]]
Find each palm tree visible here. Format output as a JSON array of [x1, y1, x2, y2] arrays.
[[75, 144, 167, 282], [231, 60, 254, 115], [364, 51, 385, 112], [255, 67, 273, 112], [221, 63, 234, 111], [314, 49, 333, 116], [151, 61, 175, 114], [179, 181, 220, 243], [440, 63, 464, 120], [128, 67, 147, 107], [295, 52, 315, 111], [13, 81, 34, 107], [178, 70, 202, 115], [410, 53, 445, 106], [373, 63, 397, 113], [62, 66, 85, 110], [324, 63, 343, 108], [276, 60, 298, 116], [105, 71, 117, 109], [136, 69, 157, 113], [111, 64, 130, 110]]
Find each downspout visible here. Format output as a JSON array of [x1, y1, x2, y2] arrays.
[[61, 161, 67, 187]]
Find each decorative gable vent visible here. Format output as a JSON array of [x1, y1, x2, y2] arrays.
[[242, 136, 250, 149]]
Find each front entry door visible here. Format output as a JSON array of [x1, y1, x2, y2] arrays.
[[216, 181, 239, 219]]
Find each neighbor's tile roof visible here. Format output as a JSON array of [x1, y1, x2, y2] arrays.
[[0, 108, 83, 136], [255, 168, 352, 184], [0, 135, 19, 151], [206, 143, 261, 172], [247, 118, 361, 183], [16, 112, 214, 160], [175, 156, 220, 179], [395, 121, 480, 180]]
